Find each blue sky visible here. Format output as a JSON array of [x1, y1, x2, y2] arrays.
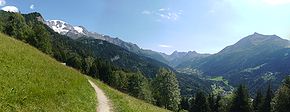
[[1, 0, 290, 54]]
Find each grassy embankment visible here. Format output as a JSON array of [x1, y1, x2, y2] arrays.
[[0, 33, 96, 112]]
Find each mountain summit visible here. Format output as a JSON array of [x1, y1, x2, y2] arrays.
[[237, 32, 287, 46], [46, 20, 89, 39], [219, 32, 289, 54], [177, 33, 290, 93]]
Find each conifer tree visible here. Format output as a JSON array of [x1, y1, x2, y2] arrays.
[[98, 61, 112, 83], [29, 23, 52, 54], [273, 76, 290, 112], [214, 95, 221, 112], [153, 68, 181, 111], [128, 71, 152, 103], [208, 94, 215, 112], [229, 84, 251, 112], [260, 84, 273, 112], [253, 90, 263, 112], [190, 91, 209, 112], [180, 97, 190, 111]]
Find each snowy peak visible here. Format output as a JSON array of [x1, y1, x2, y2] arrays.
[[46, 20, 87, 38], [45, 19, 140, 52], [46, 20, 70, 34]]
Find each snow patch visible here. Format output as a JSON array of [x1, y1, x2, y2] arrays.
[[47, 20, 69, 34], [74, 26, 84, 34], [1, 6, 19, 13], [51, 26, 69, 34]]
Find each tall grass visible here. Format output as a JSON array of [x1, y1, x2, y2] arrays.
[[0, 33, 96, 112]]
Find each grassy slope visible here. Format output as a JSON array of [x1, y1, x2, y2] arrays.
[[87, 76, 170, 112], [0, 33, 96, 112]]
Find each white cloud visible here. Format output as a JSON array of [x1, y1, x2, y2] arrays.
[[1, 6, 19, 12], [142, 8, 183, 21], [0, 0, 6, 6], [159, 8, 165, 11], [159, 44, 172, 48], [30, 4, 35, 10], [142, 10, 151, 15]]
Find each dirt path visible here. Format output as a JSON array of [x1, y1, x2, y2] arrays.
[[88, 80, 112, 112]]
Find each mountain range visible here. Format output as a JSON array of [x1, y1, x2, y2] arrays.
[[45, 19, 212, 95], [46, 19, 290, 95], [45, 20, 211, 67], [2, 9, 290, 97], [177, 32, 290, 94]]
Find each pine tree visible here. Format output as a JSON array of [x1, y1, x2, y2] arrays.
[[98, 61, 112, 83], [28, 23, 52, 54], [110, 70, 129, 91], [180, 97, 190, 111], [82, 57, 94, 74], [229, 84, 251, 112], [128, 71, 152, 103], [260, 84, 273, 112], [89, 59, 100, 78], [153, 68, 181, 111], [214, 95, 221, 112], [208, 94, 215, 112], [66, 53, 83, 70], [189, 96, 195, 111], [273, 76, 290, 112], [190, 91, 209, 112], [253, 90, 263, 112]]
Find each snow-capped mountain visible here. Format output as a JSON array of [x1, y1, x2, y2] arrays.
[[45, 20, 141, 51], [45, 20, 211, 67], [46, 20, 89, 39]]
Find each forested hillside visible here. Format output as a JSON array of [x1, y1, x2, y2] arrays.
[[177, 33, 290, 94], [0, 11, 182, 111]]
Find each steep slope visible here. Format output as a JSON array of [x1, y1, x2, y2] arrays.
[[178, 33, 290, 93], [0, 33, 96, 111]]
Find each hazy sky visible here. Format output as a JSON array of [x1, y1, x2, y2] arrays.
[[2, 0, 290, 54]]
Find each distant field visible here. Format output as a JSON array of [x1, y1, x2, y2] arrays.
[[0, 33, 96, 111], [209, 76, 229, 85], [87, 76, 171, 112]]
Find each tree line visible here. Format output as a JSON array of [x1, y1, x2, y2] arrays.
[[179, 76, 290, 112]]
